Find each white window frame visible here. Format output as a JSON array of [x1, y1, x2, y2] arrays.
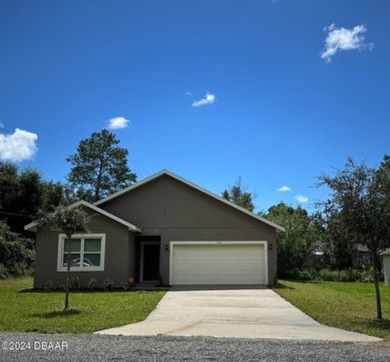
[[57, 233, 106, 272]]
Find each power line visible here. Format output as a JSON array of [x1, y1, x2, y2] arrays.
[[0, 210, 34, 217]]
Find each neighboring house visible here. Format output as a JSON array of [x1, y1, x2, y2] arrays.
[[311, 241, 328, 256], [383, 249, 390, 286], [25, 170, 284, 289], [353, 244, 371, 269]]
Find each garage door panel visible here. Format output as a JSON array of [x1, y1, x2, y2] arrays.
[[171, 243, 266, 285]]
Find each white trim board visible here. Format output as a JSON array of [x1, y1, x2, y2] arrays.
[[25, 200, 142, 232]]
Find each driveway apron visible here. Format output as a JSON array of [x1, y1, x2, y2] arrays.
[[96, 289, 381, 342]]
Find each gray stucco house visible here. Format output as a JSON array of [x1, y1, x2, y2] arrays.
[[25, 170, 284, 289]]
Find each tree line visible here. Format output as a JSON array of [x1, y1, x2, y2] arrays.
[[0, 129, 136, 279], [223, 156, 390, 319], [1, 128, 389, 318]]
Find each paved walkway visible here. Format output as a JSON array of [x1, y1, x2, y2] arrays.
[[96, 289, 381, 342]]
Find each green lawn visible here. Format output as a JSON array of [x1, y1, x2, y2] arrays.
[[275, 280, 390, 340], [0, 277, 166, 334]]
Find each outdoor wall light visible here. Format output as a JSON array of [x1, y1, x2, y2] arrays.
[[165, 244, 169, 251], [268, 243, 273, 251]]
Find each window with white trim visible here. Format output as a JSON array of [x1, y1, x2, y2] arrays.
[[57, 234, 106, 272]]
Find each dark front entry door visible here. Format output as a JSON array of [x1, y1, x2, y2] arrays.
[[142, 243, 160, 281]]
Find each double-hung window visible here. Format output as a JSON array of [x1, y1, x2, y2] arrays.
[[57, 234, 106, 272]]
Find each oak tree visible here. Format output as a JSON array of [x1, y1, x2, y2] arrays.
[[318, 156, 390, 319]]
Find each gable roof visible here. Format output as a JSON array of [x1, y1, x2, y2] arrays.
[[24, 200, 142, 233], [95, 169, 285, 232]]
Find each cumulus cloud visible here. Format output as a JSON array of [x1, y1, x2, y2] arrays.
[[277, 185, 292, 192], [107, 117, 130, 130], [0, 128, 38, 162], [321, 24, 373, 62], [295, 195, 309, 203], [192, 92, 216, 107]]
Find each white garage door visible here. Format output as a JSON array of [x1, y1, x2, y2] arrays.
[[170, 242, 267, 285]]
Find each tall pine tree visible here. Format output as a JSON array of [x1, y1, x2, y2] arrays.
[[67, 129, 136, 202]]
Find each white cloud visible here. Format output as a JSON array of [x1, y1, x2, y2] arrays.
[[108, 117, 130, 130], [295, 195, 309, 203], [277, 185, 292, 192], [186, 91, 193, 96], [192, 92, 216, 107], [321, 24, 373, 62], [0, 122, 4, 128], [0, 128, 38, 162]]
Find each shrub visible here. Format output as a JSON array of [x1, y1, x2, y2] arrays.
[[318, 269, 340, 281], [0, 221, 35, 278], [295, 269, 315, 281], [70, 276, 80, 290], [88, 278, 98, 290], [283, 268, 316, 281], [43, 280, 54, 292], [7, 262, 33, 278], [0, 263, 9, 279], [318, 268, 373, 282], [339, 269, 360, 282], [104, 279, 114, 290], [120, 283, 129, 291], [58, 284, 66, 291], [357, 267, 374, 282]]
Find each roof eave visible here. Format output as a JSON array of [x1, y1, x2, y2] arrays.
[[23, 200, 142, 233], [24, 222, 38, 232]]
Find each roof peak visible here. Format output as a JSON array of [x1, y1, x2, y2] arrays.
[[94, 170, 285, 232], [24, 200, 142, 233]]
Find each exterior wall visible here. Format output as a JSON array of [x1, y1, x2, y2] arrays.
[[101, 175, 278, 286], [384, 255, 390, 286], [34, 212, 135, 289]]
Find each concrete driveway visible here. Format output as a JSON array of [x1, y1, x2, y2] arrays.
[[96, 289, 381, 342]]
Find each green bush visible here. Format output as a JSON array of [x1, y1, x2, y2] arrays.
[[43, 280, 54, 292], [88, 278, 98, 290], [318, 268, 375, 282], [358, 268, 373, 282], [318, 269, 339, 281], [283, 268, 317, 281], [296, 269, 315, 281], [0, 263, 9, 279], [70, 276, 81, 290], [120, 282, 130, 291], [0, 221, 35, 278], [340, 269, 360, 282], [104, 279, 114, 290]]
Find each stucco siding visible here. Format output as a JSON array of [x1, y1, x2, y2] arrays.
[[34, 212, 135, 289], [156, 227, 277, 286], [102, 175, 272, 229], [33, 174, 280, 288], [101, 175, 278, 285]]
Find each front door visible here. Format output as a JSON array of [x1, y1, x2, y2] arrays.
[[141, 242, 160, 281]]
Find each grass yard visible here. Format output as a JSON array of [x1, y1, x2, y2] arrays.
[[275, 280, 390, 340], [0, 277, 166, 334]]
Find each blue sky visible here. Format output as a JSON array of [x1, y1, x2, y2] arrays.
[[0, 1, 389, 213]]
